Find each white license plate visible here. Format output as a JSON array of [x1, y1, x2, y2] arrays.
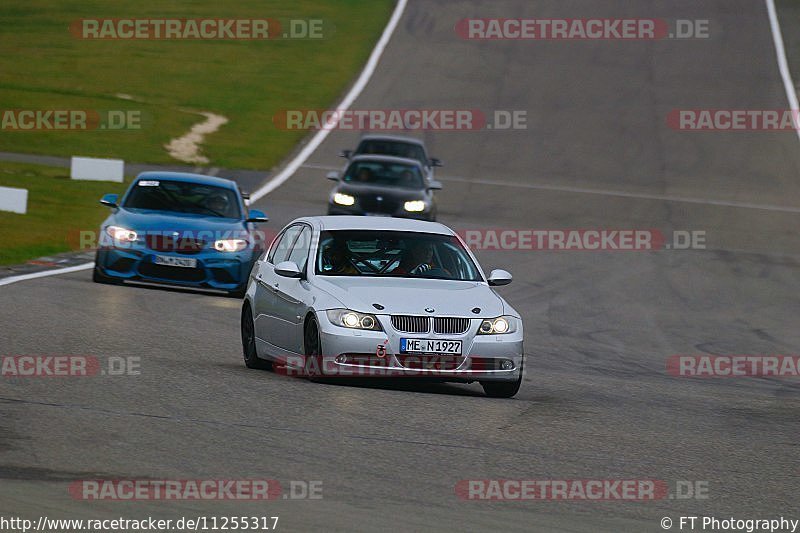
[[154, 255, 197, 268], [400, 338, 462, 355]]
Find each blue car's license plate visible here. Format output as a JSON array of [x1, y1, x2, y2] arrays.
[[154, 255, 197, 268], [400, 338, 462, 355]]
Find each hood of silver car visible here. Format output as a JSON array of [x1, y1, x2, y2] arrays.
[[315, 277, 507, 317]]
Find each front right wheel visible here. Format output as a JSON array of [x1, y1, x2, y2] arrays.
[[304, 316, 326, 382], [241, 304, 271, 370]]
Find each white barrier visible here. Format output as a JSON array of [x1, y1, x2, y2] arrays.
[[0, 186, 28, 214], [70, 156, 124, 182]]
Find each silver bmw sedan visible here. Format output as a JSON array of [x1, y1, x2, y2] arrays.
[[240, 216, 524, 397]]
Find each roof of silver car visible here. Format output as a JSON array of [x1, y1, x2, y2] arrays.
[[298, 215, 454, 234]]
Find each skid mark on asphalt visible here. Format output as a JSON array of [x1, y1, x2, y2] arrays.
[[0, 465, 120, 482], [0, 396, 557, 459]]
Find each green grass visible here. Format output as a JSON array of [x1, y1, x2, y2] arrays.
[[0, 162, 128, 265], [0, 0, 393, 169]]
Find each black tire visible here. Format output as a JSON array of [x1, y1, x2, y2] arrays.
[[481, 362, 523, 398], [241, 304, 272, 370], [303, 316, 325, 381]]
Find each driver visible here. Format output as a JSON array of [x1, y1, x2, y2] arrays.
[[206, 193, 230, 216], [326, 239, 358, 275], [355, 167, 372, 183], [394, 241, 435, 275]]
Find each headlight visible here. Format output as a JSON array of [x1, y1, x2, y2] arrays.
[[214, 239, 248, 252], [477, 316, 517, 335], [404, 200, 426, 212], [333, 193, 355, 206], [326, 309, 382, 331], [105, 225, 137, 242]]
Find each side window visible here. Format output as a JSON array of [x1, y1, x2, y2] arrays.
[[268, 225, 302, 264], [266, 232, 284, 263], [287, 226, 312, 272]]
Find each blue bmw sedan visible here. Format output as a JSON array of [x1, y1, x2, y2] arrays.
[[93, 172, 268, 297]]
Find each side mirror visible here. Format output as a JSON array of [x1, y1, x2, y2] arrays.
[[487, 269, 512, 286], [430, 158, 443, 167], [326, 171, 340, 181], [339, 150, 352, 159], [246, 209, 268, 223], [100, 194, 118, 208], [428, 180, 443, 191], [275, 260, 302, 278]]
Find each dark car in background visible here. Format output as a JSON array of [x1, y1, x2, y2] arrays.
[[340, 134, 443, 181], [327, 155, 442, 221], [93, 171, 268, 297]]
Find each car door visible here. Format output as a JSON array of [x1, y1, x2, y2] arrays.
[[253, 224, 302, 350], [271, 225, 314, 353]]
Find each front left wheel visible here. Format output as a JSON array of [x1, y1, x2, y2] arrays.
[[481, 361, 523, 398]]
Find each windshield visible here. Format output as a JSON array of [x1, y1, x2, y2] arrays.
[[123, 179, 241, 218], [342, 161, 424, 189], [355, 140, 427, 166], [315, 230, 482, 281]]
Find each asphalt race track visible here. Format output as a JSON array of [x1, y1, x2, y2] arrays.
[[2, 1, 800, 531]]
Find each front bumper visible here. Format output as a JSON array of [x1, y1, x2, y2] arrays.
[[96, 246, 257, 292], [301, 312, 524, 382]]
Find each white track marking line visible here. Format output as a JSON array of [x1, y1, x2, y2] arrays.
[[0, 0, 408, 289], [0, 262, 94, 287], [440, 175, 800, 214], [766, 0, 800, 143], [297, 163, 800, 213], [250, 0, 409, 202]]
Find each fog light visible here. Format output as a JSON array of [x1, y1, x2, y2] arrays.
[[500, 360, 514, 370], [335, 355, 347, 364]]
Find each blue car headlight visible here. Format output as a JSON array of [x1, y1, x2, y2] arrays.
[[214, 239, 248, 252], [105, 225, 138, 242]]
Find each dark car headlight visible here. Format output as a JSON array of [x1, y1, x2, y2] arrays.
[[326, 309, 383, 331], [332, 193, 355, 206], [477, 316, 517, 335], [403, 200, 427, 212]]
